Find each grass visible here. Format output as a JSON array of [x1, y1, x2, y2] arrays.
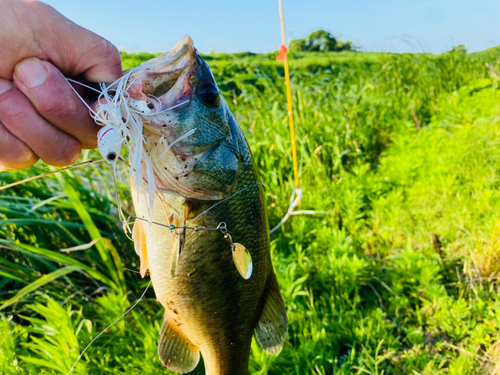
[[1, 46, 500, 374]]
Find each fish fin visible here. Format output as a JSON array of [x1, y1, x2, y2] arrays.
[[132, 220, 149, 277], [158, 314, 200, 373], [255, 270, 288, 354]]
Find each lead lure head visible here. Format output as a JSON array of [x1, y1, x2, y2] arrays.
[[98, 125, 124, 164]]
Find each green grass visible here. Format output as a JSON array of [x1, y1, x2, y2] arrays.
[[1, 46, 500, 374]]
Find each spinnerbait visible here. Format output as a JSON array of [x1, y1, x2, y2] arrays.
[[129, 216, 253, 280], [97, 125, 124, 164]]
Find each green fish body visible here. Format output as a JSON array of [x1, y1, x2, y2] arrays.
[[128, 36, 287, 375]]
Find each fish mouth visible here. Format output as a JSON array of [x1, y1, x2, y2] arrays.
[[127, 35, 197, 111], [127, 36, 230, 200]]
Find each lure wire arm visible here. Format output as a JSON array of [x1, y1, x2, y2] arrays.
[[125, 215, 250, 279]]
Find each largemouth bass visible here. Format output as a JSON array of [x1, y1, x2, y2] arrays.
[[125, 36, 288, 375]]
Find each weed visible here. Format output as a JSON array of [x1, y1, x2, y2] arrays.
[[1, 46, 500, 374]]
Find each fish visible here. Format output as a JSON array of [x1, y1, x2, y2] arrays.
[[125, 36, 288, 375]]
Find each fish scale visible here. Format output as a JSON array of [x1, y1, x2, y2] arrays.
[[129, 36, 287, 375]]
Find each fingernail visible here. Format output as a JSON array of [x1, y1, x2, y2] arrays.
[[0, 80, 13, 95], [16, 58, 48, 88]]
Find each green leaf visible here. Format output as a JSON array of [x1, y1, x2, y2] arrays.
[[56, 174, 125, 292], [18, 356, 66, 372], [0, 268, 28, 284], [0, 240, 116, 290], [0, 266, 81, 310]]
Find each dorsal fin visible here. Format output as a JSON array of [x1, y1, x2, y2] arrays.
[[132, 220, 149, 277], [255, 271, 288, 354], [158, 314, 200, 373]]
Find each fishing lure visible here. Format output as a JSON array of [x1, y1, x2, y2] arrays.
[[90, 76, 253, 280], [97, 125, 123, 164]]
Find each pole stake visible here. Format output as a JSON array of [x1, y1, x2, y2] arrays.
[[276, 0, 301, 198]]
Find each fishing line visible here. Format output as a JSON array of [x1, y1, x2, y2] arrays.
[[66, 281, 151, 375], [65, 79, 97, 115], [72, 60, 323, 260], [186, 183, 263, 225], [127, 215, 253, 279], [65, 78, 103, 94], [66, 71, 192, 224], [66, 72, 153, 216], [111, 161, 132, 235], [126, 215, 226, 232], [125, 182, 327, 237], [0, 159, 104, 191]]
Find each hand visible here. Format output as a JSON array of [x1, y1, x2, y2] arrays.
[[0, 0, 122, 171]]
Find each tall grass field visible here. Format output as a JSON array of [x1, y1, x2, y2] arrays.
[[1, 45, 500, 374]]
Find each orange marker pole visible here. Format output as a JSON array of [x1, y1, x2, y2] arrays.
[[277, 0, 300, 197]]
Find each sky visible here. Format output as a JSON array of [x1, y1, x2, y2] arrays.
[[42, 0, 500, 55]]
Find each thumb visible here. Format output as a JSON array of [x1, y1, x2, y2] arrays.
[[13, 58, 101, 149]]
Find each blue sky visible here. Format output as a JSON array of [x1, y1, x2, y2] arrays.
[[43, 0, 499, 54]]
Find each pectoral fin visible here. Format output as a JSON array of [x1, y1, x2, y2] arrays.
[[158, 314, 200, 373], [255, 271, 288, 354], [132, 220, 149, 277]]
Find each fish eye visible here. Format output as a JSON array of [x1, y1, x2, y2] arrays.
[[198, 82, 220, 108]]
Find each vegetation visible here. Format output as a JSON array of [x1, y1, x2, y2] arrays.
[[289, 30, 355, 53], [1, 45, 500, 374]]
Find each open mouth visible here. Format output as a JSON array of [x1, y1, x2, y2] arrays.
[[127, 36, 197, 112], [125, 37, 224, 199], [122, 36, 234, 200]]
